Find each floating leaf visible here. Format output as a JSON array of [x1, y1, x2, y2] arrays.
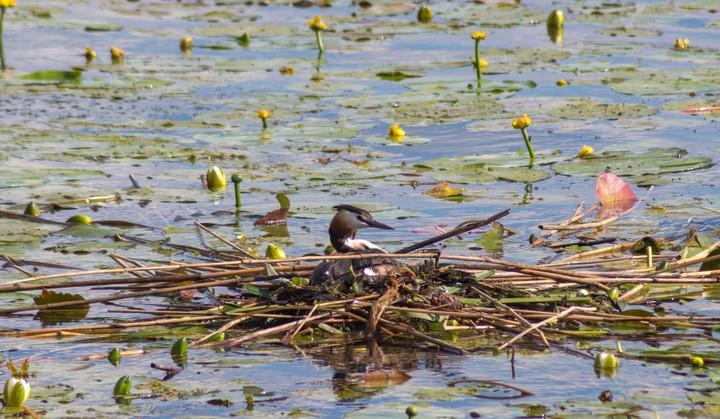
[[548, 103, 658, 120], [19, 70, 82, 82]]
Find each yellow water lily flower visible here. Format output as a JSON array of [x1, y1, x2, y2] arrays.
[[479, 59, 489, 69], [578, 145, 594, 158], [556, 79, 568, 87], [511, 114, 532, 130], [257, 109, 270, 128], [84, 46, 96, 59], [0, 0, 16, 8], [674, 37, 689, 48], [308, 16, 327, 32], [388, 124, 406, 141], [110, 47, 124, 63], [471, 31, 487, 40]]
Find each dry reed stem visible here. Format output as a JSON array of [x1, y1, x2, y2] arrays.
[[498, 306, 588, 350], [472, 287, 549, 347]]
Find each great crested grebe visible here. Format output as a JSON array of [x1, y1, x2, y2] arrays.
[[310, 204, 400, 289]]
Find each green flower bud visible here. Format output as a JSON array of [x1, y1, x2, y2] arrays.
[[607, 288, 620, 299], [231, 173, 243, 184], [265, 244, 287, 260], [171, 337, 188, 356], [594, 351, 619, 370], [24, 201, 40, 217], [113, 375, 132, 396], [547, 9, 564, 27], [3, 376, 30, 407], [67, 214, 92, 225], [108, 347, 121, 365], [206, 166, 227, 192], [207, 332, 225, 342], [417, 5, 432, 23], [406, 405, 419, 417]]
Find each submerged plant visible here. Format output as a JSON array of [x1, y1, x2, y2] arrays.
[[257, 109, 270, 129], [511, 114, 535, 160], [308, 16, 327, 55], [471, 31, 487, 84], [3, 358, 30, 407], [0, 0, 16, 70]]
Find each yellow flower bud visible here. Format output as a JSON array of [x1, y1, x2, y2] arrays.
[[511, 114, 532, 130], [471, 31, 487, 40], [84, 46, 96, 60], [180, 36, 192, 53], [388, 124, 406, 141], [478, 59, 489, 69], [265, 244, 287, 259], [206, 166, 227, 191], [110, 47, 124, 63], [578, 145, 594, 158], [692, 356, 704, 367], [556, 79, 568, 87], [547, 10, 564, 27], [257, 109, 270, 119], [308, 16, 327, 32]]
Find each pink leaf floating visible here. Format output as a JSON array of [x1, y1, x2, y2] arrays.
[[595, 173, 637, 219]]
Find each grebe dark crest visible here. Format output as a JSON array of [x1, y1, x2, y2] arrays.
[[310, 204, 400, 289]]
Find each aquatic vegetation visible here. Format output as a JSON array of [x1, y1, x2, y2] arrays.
[[388, 124, 406, 141], [3, 358, 30, 407], [511, 114, 534, 160], [308, 16, 327, 56], [110, 46, 124, 64], [0, 0, 15, 70], [471, 31, 487, 84], [257, 109, 270, 129], [577, 145, 594, 158], [180, 36, 192, 54]]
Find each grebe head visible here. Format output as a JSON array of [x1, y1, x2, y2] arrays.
[[328, 204, 393, 253]]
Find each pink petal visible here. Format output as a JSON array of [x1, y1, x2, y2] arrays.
[[595, 173, 637, 218], [596, 173, 637, 206]]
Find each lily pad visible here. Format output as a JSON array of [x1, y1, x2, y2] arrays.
[[553, 148, 713, 178], [421, 153, 555, 184], [548, 103, 658, 120]]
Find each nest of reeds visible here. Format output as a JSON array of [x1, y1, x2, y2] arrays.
[[2, 205, 720, 366]]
